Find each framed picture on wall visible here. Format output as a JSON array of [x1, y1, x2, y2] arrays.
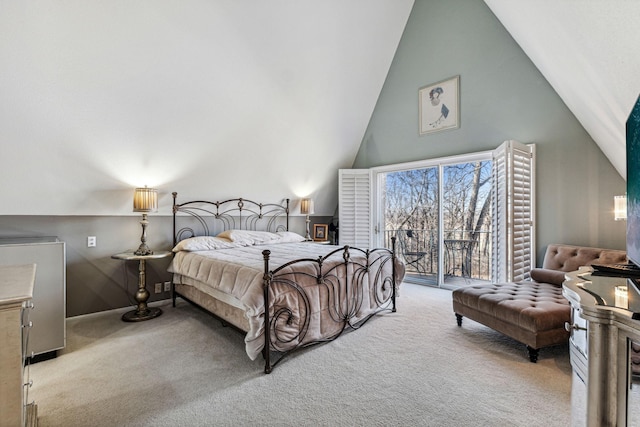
[[313, 224, 328, 241], [419, 75, 460, 135]]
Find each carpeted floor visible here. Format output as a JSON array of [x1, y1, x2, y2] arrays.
[[30, 283, 572, 426]]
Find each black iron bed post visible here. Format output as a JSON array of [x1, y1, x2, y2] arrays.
[[262, 249, 273, 374], [285, 198, 290, 231], [172, 192, 178, 308], [342, 245, 351, 319], [237, 198, 243, 229], [391, 236, 397, 313], [172, 192, 178, 248]]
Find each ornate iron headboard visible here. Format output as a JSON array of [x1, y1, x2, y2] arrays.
[[172, 192, 290, 247]]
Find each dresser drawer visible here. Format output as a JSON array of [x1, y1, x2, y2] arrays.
[[568, 305, 588, 358]]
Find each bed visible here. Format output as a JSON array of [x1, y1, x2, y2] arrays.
[[168, 193, 405, 373]]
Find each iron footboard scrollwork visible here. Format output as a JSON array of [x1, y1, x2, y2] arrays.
[[262, 237, 397, 374]]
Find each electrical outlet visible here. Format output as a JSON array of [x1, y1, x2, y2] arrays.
[[154, 283, 162, 294], [164, 281, 171, 292], [87, 236, 96, 247]]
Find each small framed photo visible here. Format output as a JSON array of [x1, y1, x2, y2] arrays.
[[313, 224, 328, 241], [419, 75, 460, 135]]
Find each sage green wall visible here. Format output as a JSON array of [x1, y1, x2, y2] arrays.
[[353, 0, 626, 261]]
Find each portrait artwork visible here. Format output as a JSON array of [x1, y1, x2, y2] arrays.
[[419, 75, 460, 135]]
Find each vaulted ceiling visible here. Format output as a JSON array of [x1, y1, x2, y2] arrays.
[[1, 1, 638, 215], [0, 1, 414, 215], [486, 0, 640, 179]]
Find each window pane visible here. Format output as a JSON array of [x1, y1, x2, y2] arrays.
[[384, 167, 439, 285]]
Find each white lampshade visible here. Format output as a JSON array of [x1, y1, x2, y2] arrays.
[[614, 195, 627, 221], [133, 187, 158, 213], [300, 198, 314, 215]]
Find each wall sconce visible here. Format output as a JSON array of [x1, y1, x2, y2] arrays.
[[133, 186, 158, 255], [300, 198, 314, 240], [615, 285, 629, 309], [614, 195, 627, 221]]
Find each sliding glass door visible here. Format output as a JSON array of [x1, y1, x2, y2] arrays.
[[379, 158, 492, 287], [382, 167, 440, 285], [441, 161, 492, 286]]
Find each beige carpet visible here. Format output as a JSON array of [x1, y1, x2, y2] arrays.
[[30, 283, 572, 426]]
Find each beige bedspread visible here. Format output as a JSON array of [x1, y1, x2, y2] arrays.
[[169, 241, 404, 360]]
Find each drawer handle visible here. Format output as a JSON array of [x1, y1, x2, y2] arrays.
[[22, 321, 33, 329], [565, 322, 587, 332], [24, 379, 33, 388]]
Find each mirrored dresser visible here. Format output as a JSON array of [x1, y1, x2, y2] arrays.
[[0, 237, 66, 358], [563, 268, 640, 426], [0, 264, 37, 427]]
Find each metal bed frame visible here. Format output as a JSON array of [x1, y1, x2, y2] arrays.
[[171, 192, 398, 373]]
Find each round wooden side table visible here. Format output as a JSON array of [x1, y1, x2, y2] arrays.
[[111, 250, 172, 322]]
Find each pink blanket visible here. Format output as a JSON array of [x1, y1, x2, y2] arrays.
[[169, 242, 404, 360]]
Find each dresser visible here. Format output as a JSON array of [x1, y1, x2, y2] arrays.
[[0, 237, 66, 357], [0, 264, 37, 427], [563, 268, 640, 426]]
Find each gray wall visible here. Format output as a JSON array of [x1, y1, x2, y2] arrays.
[[353, 0, 627, 262], [0, 215, 320, 317], [0, 216, 175, 317]]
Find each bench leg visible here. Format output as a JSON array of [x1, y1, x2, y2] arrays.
[[527, 346, 539, 363], [455, 314, 463, 327]]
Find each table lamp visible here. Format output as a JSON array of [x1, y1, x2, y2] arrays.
[[133, 186, 158, 255], [300, 198, 314, 240]]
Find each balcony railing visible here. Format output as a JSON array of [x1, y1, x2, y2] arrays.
[[384, 229, 492, 281]]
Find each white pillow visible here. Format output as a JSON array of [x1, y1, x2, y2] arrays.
[[216, 230, 280, 245], [275, 231, 306, 243], [172, 236, 236, 252]]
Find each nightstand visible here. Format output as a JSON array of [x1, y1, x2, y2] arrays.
[[111, 251, 172, 322]]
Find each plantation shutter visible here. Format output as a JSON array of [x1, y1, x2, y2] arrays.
[[338, 169, 372, 248], [491, 141, 536, 282]]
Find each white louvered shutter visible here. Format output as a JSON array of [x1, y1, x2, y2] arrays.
[[338, 169, 372, 248], [491, 141, 536, 283]]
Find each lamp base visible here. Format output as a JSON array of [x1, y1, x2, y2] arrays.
[[134, 244, 154, 256], [122, 306, 162, 322], [305, 215, 311, 241], [135, 214, 153, 255]]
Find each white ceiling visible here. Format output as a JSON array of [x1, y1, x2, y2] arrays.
[[2, 0, 638, 216], [485, 0, 640, 180], [0, 1, 414, 215]]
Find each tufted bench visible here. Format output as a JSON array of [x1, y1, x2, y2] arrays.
[[452, 244, 627, 362]]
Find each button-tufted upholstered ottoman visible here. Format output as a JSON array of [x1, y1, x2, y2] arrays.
[[452, 244, 627, 362]]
